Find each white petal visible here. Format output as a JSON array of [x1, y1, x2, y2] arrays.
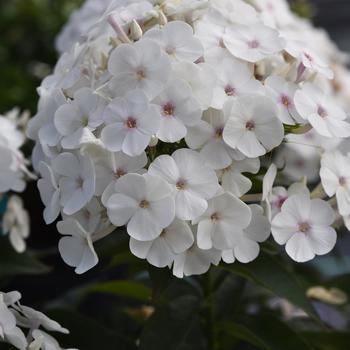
[[285, 233, 315, 262]]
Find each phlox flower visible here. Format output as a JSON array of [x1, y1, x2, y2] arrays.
[[129, 218, 194, 268], [223, 95, 284, 158], [101, 89, 160, 156], [194, 192, 251, 250], [148, 149, 220, 220], [222, 204, 270, 263], [54, 87, 106, 149], [106, 173, 175, 241], [144, 20, 203, 62], [108, 38, 171, 99], [57, 218, 98, 274], [272, 194, 336, 262]]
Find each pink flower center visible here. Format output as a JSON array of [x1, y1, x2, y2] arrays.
[[215, 126, 224, 138], [162, 102, 175, 117], [224, 85, 236, 96], [136, 68, 146, 80], [211, 212, 220, 222], [76, 177, 84, 189], [166, 46, 176, 55], [115, 168, 126, 178], [275, 195, 287, 209], [176, 179, 187, 190], [339, 176, 347, 186], [245, 120, 255, 131], [280, 94, 292, 108], [139, 199, 149, 209], [298, 221, 311, 234], [317, 106, 328, 118], [248, 40, 260, 49], [126, 117, 137, 129]]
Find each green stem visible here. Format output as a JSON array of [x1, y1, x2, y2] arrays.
[[202, 270, 217, 350]]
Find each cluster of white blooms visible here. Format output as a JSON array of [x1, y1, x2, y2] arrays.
[[0, 109, 33, 253], [28, 0, 350, 277], [0, 290, 76, 350]]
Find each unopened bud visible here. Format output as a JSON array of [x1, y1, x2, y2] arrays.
[[149, 135, 158, 147], [158, 10, 168, 26], [130, 19, 143, 41]]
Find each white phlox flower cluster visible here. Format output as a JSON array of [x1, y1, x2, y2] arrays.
[[0, 290, 76, 350], [28, 0, 350, 276], [0, 109, 33, 253]]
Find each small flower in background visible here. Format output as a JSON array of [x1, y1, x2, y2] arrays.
[[0, 290, 76, 350]]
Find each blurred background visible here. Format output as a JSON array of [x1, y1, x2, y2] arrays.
[[0, 1, 350, 348]]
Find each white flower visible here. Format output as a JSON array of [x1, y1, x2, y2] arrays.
[[54, 88, 105, 149], [0, 295, 27, 350], [101, 89, 160, 156], [222, 204, 270, 263], [57, 218, 99, 274], [172, 233, 221, 278], [186, 106, 245, 170], [211, 57, 263, 110], [37, 162, 60, 224], [108, 38, 171, 99], [2, 196, 30, 253], [173, 62, 216, 110], [153, 79, 202, 143], [320, 152, 350, 216], [62, 197, 104, 233], [193, 192, 251, 250], [29, 329, 77, 350], [53, 152, 95, 215], [148, 149, 220, 220], [144, 21, 203, 62], [27, 89, 66, 147], [264, 76, 303, 125], [266, 182, 309, 221], [95, 151, 147, 197], [219, 157, 260, 197], [0, 146, 26, 193], [106, 173, 175, 241], [223, 23, 285, 63], [294, 83, 350, 138], [271, 194, 336, 262], [262, 163, 278, 202], [285, 41, 334, 80], [129, 218, 194, 268], [223, 95, 284, 158], [0, 115, 24, 150], [276, 146, 320, 182]]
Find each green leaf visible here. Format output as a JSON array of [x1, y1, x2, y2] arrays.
[[139, 295, 206, 350], [221, 322, 270, 349], [222, 314, 314, 350], [90, 280, 152, 302], [218, 252, 319, 320], [301, 332, 350, 350], [0, 238, 50, 278], [48, 309, 137, 350]]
